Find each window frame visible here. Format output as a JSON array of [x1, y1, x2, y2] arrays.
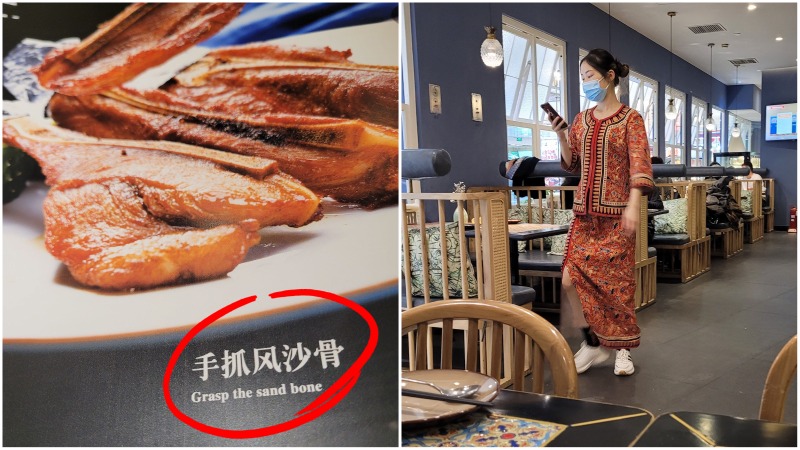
[[503, 16, 567, 174], [665, 86, 686, 164], [690, 97, 708, 167], [628, 70, 658, 156], [400, 4, 419, 195]]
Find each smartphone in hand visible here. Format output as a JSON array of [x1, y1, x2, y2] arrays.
[[541, 102, 567, 127]]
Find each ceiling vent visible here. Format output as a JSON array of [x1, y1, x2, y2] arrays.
[[688, 23, 727, 34], [729, 58, 759, 65]]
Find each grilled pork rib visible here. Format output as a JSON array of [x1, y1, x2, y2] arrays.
[[168, 44, 399, 128], [33, 3, 244, 96], [3, 117, 322, 290], [45, 181, 262, 290], [49, 85, 398, 207]]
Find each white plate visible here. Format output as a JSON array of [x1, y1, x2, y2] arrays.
[[3, 20, 398, 342], [401, 370, 499, 426]]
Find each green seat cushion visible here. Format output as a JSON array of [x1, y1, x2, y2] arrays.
[[654, 197, 688, 234], [404, 222, 479, 298]]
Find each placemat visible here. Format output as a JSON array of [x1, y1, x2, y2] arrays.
[[402, 411, 568, 447]]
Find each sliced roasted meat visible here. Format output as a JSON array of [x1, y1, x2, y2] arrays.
[[45, 180, 261, 290], [48, 88, 398, 207], [32, 3, 243, 96], [168, 44, 399, 128], [3, 117, 322, 228]]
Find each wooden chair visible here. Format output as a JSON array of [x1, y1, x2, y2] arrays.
[[651, 181, 711, 282], [467, 185, 576, 314], [709, 180, 745, 259], [732, 178, 764, 244], [759, 335, 797, 422], [402, 299, 579, 399]]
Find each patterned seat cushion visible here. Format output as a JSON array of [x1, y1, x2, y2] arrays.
[[404, 222, 479, 298], [508, 205, 573, 255], [653, 197, 688, 234]]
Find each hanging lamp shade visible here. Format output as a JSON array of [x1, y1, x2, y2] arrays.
[[730, 66, 741, 138], [665, 98, 679, 120], [481, 26, 504, 67], [665, 12, 678, 121], [705, 113, 716, 132], [705, 43, 716, 132]]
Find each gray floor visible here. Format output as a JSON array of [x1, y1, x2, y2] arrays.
[[571, 231, 797, 423]]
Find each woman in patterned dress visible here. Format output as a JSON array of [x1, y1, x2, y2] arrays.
[[547, 49, 654, 376]]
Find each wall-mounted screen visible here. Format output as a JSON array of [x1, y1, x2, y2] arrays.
[[765, 103, 797, 141]]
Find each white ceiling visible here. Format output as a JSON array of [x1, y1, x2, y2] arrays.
[[592, 2, 797, 90]]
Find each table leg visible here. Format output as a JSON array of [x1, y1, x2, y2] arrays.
[[510, 240, 520, 284]]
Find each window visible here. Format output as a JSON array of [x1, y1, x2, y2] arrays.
[[711, 107, 724, 153], [728, 113, 752, 155], [628, 71, 658, 156], [690, 97, 707, 167], [665, 87, 685, 164], [400, 5, 418, 194], [503, 17, 566, 185]]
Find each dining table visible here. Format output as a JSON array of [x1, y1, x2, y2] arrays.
[[507, 223, 570, 284], [402, 389, 654, 447], [468, 223, 570, 284], [631, 411, 797, 447]]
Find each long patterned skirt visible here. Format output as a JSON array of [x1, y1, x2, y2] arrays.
[[562, 214, 640, 348]]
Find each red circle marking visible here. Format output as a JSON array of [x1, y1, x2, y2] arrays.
[[162, 289, 379, 439]]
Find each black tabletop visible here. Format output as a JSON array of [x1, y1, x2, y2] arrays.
[[403, 389, 653, 447], [632, 411, 798, 447], [507, 223, 570, 241]]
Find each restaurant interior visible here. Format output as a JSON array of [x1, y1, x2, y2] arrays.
[[400, 2, 797, 446]]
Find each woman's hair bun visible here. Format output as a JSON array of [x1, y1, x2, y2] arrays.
[[616, 61, 630, 78]]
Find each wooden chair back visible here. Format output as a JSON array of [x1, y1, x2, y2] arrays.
[[402, 299, 579, 398], [653, 181, 707, 241], [401, 192, 511, 305], [730, 179, 763, 219], [759, 335, 797, 422], [763, 178, 775, 211]]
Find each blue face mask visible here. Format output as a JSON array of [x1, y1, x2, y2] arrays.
[[582, 78, 608, 102]]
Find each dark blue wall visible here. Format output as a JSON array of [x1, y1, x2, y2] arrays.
[[411, 2, 731, 195], [759, 67, 797, 227], [727, 84, 760, 110], [411, 3, 794, 223], [411, 3, 509, 194]]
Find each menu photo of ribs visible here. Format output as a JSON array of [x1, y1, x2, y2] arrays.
[[2, 3, 399, 337]]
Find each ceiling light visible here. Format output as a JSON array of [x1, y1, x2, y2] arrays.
[[666, 98, 679, 121], [665, 12, 678, 121], [776, 36, 784, 41], [481, 26, 503, 67], [706, 114, 716, 132], [732, 122, 741, 137], [748, 4, 757, 11], [705, 43, 716, 132]]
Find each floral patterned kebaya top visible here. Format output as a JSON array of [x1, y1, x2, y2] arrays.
[[561, 105, 655, 217]]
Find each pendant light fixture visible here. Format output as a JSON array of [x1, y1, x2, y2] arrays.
[[705, 43, 716, 132], [665, 12, 679, 120], [480, 5, 503, 68], [731, 64, 741, 137]]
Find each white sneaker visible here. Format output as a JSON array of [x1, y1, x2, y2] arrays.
[[614, 349, 635, 376], [573, 341, 611, 374]]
